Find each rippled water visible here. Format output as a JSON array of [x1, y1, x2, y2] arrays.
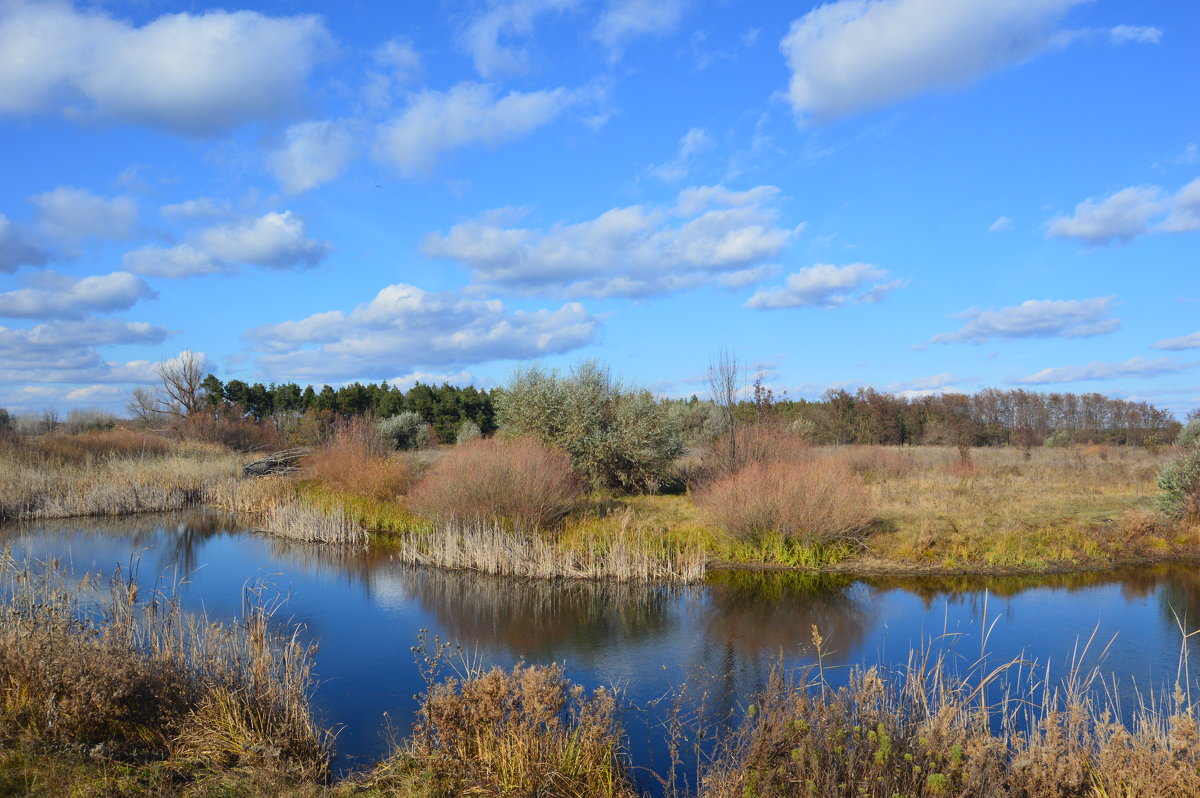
[[4, 510, 1200, 789]]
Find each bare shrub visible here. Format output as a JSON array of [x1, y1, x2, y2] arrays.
[[178, 408, 284, 452], [304, 417, 413, 500], [702, 421, 812, 483], [697, 458, 874, 545], [408, 437, 583, 531]]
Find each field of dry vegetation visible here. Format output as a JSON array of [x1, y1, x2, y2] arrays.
[[1, 416, 1197, 579]]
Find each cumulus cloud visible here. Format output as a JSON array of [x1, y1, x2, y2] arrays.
[[125, 211, 330, 277], [648, 127, 713, 182], [931, 297, 1119, 344], [1017, 356, 1194, 384], [780, 0, 1087, 121], [0, 0, 330, 135], [0, 318, 171, 384], [160, 198, 229, 223], [31, 187, 137, 244], [0, 213, 49, 272], [745, 263, 904, 309], [374, 82, 580, 176], [122, 244, 224, 278], [0, 271, 153, 319], [595, 0, 686, 58], [245, 283, 599, 380], [1155, 332, 1200, 351], [268, 120, 358, 194], [1047, 177, 1200, 245], [423, 184, 798, 298], [199, 212, 332, 269], [460, 0, 579, 78]]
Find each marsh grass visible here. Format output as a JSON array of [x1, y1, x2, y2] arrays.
[[0, 552, 331, 781], [361, 634, 637, 798], [699, 625, 1200, 798]]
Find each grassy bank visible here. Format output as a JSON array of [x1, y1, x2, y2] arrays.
[[4, 554, 1200, 797], [2, 426, 1197, 579]]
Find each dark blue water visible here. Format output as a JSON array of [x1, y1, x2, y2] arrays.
[[4, 511, 1199, 791]]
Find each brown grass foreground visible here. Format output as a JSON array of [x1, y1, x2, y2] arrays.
[[5, 555, 1200, 797]]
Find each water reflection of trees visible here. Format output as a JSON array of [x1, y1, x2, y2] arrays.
[[391, 566, 680, 659], [699, 571, 878, 665]]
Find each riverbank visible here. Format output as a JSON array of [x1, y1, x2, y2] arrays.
[[2, 431, 1195, 579], [4, 551, 1200, 797]]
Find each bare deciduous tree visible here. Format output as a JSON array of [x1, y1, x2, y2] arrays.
[[707, 348, 740, 470], [127, 350, 208, 421]]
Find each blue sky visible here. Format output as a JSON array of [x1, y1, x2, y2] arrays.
[[1, 0, 1197, 416]]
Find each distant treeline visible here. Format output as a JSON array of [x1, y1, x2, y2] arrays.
[[741, 387, 1180, 447], [197, 376, 495, 443], [193, 373, 1180, 449]]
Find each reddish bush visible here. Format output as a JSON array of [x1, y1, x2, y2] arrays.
[[304, 417, 413, 500], [408, 437, 583, 531], [31, 429, 174, 463], [696, 458, 874, 545], [178, 408, 284, 452], [705, 421, 812, 482]]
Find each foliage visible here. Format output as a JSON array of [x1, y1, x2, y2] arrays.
[[455, 418, 481, 444], [1176, 418, 1200, 449], [1043, 428, 1073, 448], [494, 359, 684, 492], [377, 411, 433, 450], [408, 437, 583, 531], [1158, 446, 1200, 521]]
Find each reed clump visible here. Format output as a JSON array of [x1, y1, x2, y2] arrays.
[[0, 553, 330, 781], [408, 436, 584, 531], [364, 637, 636, 798], [700, 642, 1200, 797], [392, 521, 706, 582]]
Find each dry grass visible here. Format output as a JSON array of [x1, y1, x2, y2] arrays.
[[836, 445, 918, 480], [362, 636, 636, 798], [259, 501, 368, 545], [408, 436, 584, 531], [696, 458, 875, 546], [28, 428, 174, 463], [391, 520, 706, 582], [0, 552, 330, 781], [0, 440, 241, 523], [860, 445, 1194, 571], [700, 630, 1200, 797]]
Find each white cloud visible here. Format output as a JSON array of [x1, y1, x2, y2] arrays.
[[268, 120, 358, 194], [988, 215, 1014, 232], [931, 297, 1119, 344], [388, 370, 478, 391], [745, 263, 904, 309], [0, 318, 171, 393], [887, 373, 965, 398], [1155, 332, 1200, 351], [364, 38, 425, 109], [648, 127, 713, 182], [374, 82, 579, 176], [1017, 356, 1194, 384], [1109, 25, 1161, 45], [460, 0, 579, 78], [422, 184, 799, 298], [245, 283, 599, 380], [199, 212, 332, 269], [780, 0, 1085, 122], [0, 271, 153, 319], [1047, 177, 1200, 244], [595, 0, 686, 58], [0, 213, 49, 272], [160, 198, 229, 222], [123, 244, 224, 278], [0, 1, 330, 135], [31, 187, 137, 243]]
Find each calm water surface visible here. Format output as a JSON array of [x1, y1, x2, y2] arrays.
[[4, 511, 1200, 789]]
